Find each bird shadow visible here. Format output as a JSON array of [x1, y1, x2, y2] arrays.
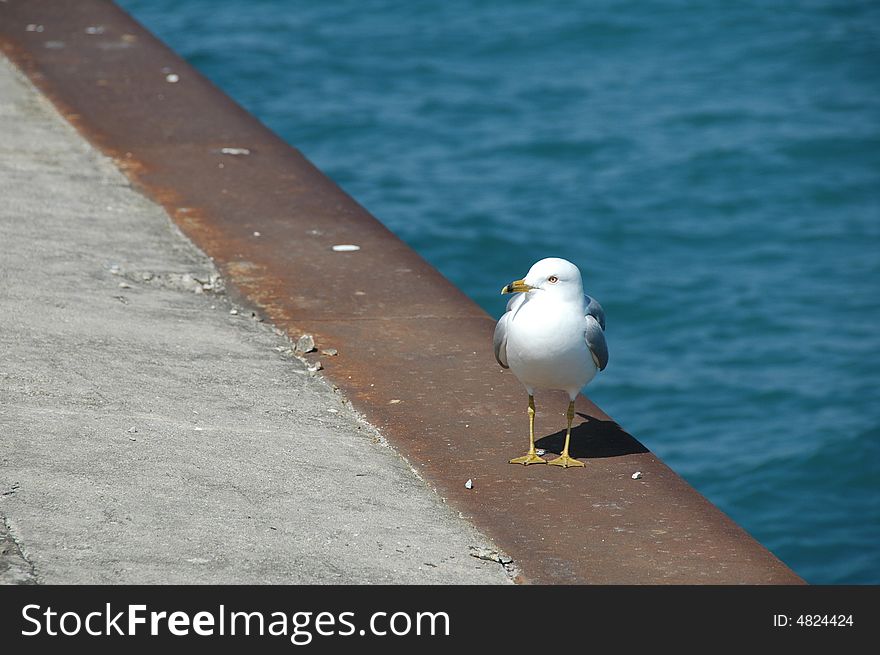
[[535, 413, 648, 459]]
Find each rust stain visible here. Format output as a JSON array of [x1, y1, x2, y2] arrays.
[[0, 0, 803, 584]]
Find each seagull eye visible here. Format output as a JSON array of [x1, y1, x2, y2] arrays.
[[548, 276, 559, 284]]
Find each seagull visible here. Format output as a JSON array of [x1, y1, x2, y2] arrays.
[[494, 257, 608, 468]]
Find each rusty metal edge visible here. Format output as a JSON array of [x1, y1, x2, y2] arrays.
[[0, 0, 803, 584]]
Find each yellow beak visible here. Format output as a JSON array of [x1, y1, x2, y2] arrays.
[[501, 279, 533, 295]]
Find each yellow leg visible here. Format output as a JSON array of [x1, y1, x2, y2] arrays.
[[548, 400, 585, 468], [509, 395, 546, 465]]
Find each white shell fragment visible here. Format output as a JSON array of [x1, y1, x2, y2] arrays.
[[332, 244, 360, 252], [165, 73, 180, 83], [632, 471, 643, 480], [220, 147, 251, 156], [465, 479, 473, 489], [535, 449, 546, 456]]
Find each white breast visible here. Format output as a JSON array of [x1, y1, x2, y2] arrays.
[[505, 293, 597, 396]]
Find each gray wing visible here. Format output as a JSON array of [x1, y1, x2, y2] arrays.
[[584, 295, 608, 371], [585, 294, 606, 331], [493, 293, 526, 369], [493, 313, 510, 369]]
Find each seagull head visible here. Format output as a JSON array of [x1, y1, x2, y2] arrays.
[[501, 257, 584, 302]]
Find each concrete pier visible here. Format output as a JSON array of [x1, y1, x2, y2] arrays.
[[0, 0, 801, 584]]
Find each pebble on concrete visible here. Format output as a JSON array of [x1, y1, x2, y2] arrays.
[[295, 334, 316, 354]]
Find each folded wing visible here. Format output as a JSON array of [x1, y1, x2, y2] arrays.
[[493, 293, 526, 369], [584, 295, 608, 371]]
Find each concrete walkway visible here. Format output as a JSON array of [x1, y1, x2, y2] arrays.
[[0, 55, 509, 585]]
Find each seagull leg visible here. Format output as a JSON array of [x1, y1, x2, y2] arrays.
[[509, 395, 546, 465], [548, 400, 585, 468]]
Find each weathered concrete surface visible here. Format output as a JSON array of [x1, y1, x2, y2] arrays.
[[0, 55, 510, 585], [0, 518, 34, 584]]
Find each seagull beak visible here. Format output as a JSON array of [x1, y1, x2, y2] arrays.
[[501, 279, 533, 295]]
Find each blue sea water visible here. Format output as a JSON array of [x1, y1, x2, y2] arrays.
[[117, 0, 879, 584]]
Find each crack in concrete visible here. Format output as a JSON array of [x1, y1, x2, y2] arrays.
[[0, 516, 38, 585]]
